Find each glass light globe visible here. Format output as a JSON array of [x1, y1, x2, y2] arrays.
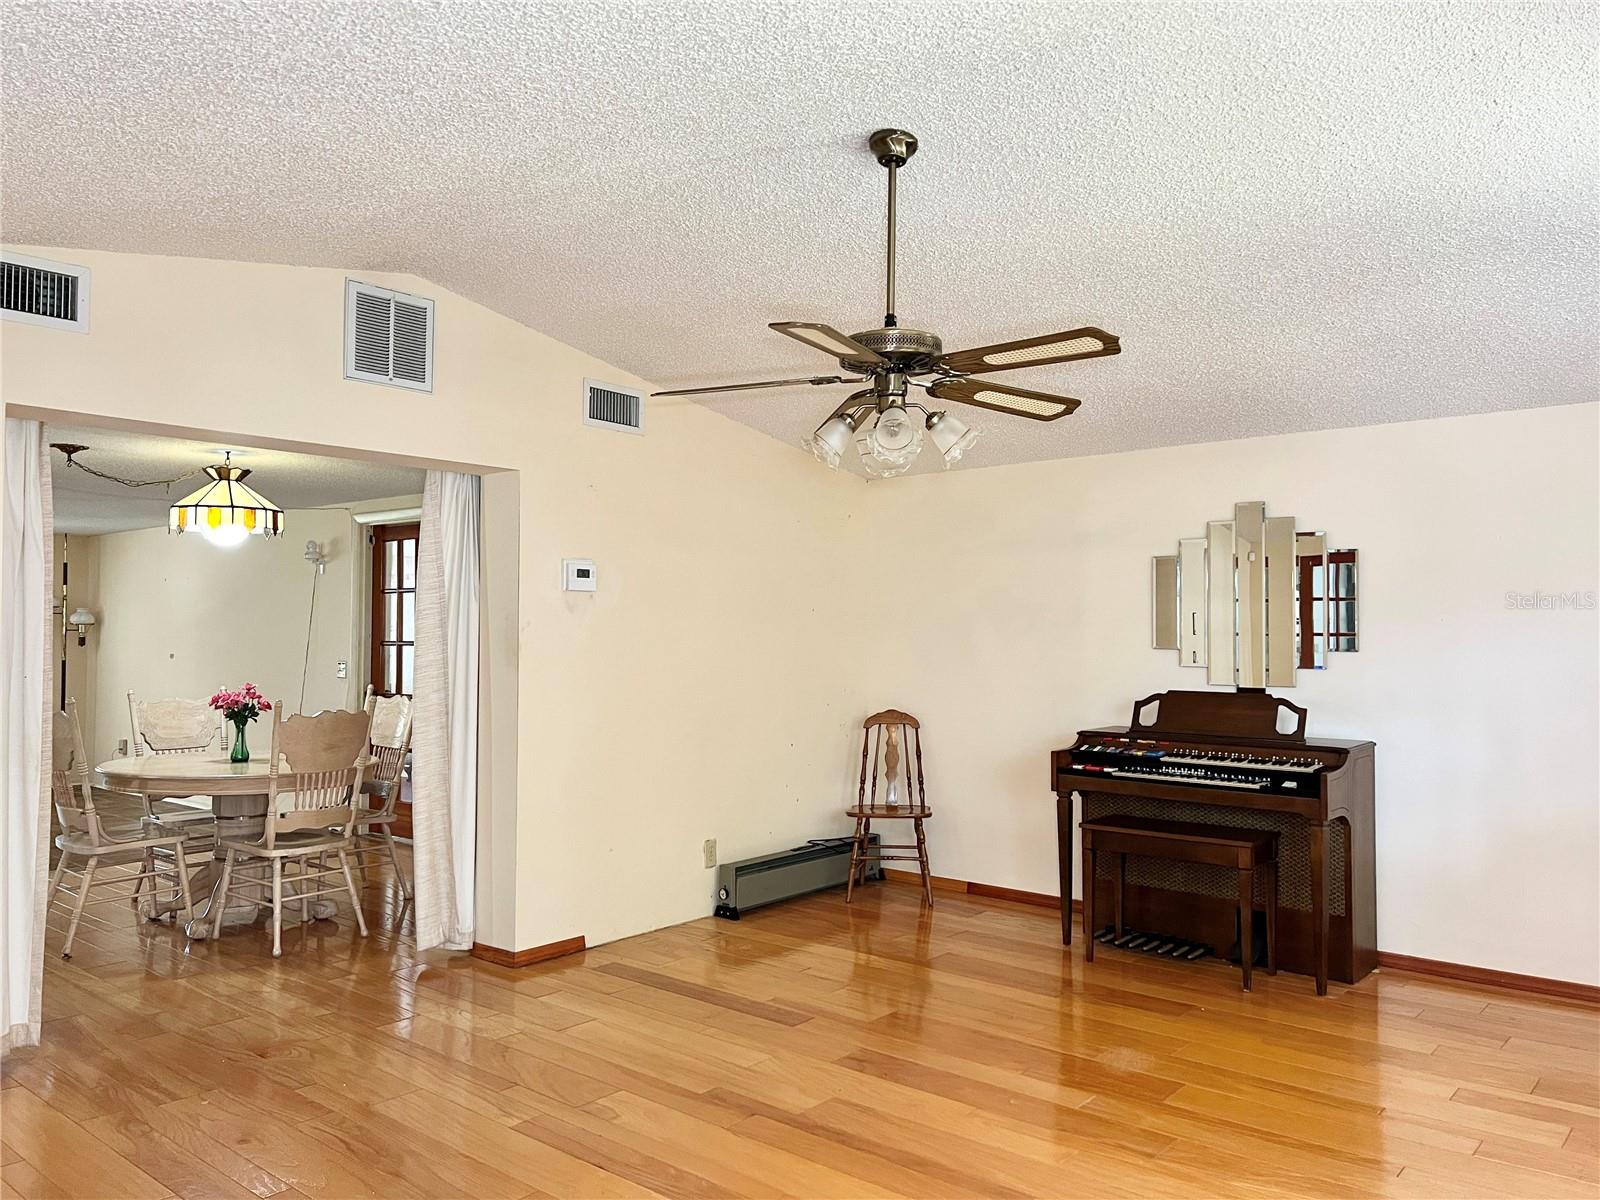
[[860, 406, 923, 478], [202, 523, 251, 548], [803, 414, 856, 470], [927, 410, 980, 467]]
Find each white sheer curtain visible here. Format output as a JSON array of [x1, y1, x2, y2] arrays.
[[412, 470, 480, 951], [2, 419, 53, 1052]]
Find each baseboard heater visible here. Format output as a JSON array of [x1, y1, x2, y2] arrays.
[[714, 835, 882, 919]]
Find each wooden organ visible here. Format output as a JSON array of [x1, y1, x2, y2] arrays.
[[1052, 690, 1375, 994]]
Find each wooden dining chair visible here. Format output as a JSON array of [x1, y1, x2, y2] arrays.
[[210, 704, 372, 956], [48, 700, 195, 957], [349, 687, 414, 901], [845, 709, 934, 906], [127, 692, 226, 850]]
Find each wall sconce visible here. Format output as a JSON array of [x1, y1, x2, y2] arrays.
[[65, 607, 97, 647], [303, 540, 328, 575]]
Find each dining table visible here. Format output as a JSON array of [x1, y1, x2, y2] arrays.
[[95, 753, 338, 938]]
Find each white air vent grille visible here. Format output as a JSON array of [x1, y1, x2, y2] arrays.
[[584, 379, 644, 433], [2, 253, 90, 333], [344, 279, 434, 392]]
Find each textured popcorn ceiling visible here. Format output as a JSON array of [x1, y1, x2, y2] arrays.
[[4, 2, 1596, 476], [47, 424, 424, 534]]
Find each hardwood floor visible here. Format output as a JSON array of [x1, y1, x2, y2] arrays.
[[4, 860, 1597, 1199]]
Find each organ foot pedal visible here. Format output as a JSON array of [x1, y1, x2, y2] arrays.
[[1095, 926, 1213, 962]]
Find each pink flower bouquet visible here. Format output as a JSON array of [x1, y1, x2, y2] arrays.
[[209, 683, 271, 723], [209, 683, 272, 762]]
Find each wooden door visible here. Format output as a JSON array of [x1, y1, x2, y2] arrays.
[[370, 522, 418, 837]]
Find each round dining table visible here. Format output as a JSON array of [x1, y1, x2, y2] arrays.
[[95, 754, 336, 938]]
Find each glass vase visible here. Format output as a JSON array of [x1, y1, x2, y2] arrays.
[[230, 716, 250, 763]]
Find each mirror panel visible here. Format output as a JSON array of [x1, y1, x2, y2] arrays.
[[1178, 537, 1207, 667], [1328, 549, 1359, 651], [1205, 520, 1235, 686], [1233, 502, 1267, 688], [1265, 515, 1298, 687], [1296, 532, 1326, 669], [1151, 555, 1179, 649]]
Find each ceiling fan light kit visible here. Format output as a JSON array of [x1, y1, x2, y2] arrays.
[[654, 127, 1121, 477]]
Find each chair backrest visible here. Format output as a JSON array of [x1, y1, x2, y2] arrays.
[[52, 699, 105, 847], [361, 687, 414, 814], [128, 693, 228, 757], [857, 709, 926, 811], [363, 687, 414, 783], [264, 704, 372, 848]]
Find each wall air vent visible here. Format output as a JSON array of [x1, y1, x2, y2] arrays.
[[2, 253, 90, 333], [344, 279, 434, 392], [584, 379, 644, 434]]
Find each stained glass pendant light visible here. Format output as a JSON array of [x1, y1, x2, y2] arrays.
[[168, 452, 284, 547]]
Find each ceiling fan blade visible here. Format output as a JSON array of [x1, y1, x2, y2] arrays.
[[652, 375, 855, 398], [926, 376, 1082, 421], [936, 326, 1120, 375], [769, 322, 888, 366]]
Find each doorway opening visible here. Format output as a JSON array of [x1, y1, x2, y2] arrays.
[[4, 406, 518, 994]]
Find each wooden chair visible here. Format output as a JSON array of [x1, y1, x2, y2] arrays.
[[349, 687, 413, 900], [127, 692, 227, 849], [210, 705, 372, 956], [845, 709, 933, 906], [48, 700, 195, 957]]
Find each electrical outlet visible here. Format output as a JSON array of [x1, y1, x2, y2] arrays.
[[336, 660, 348, 679], [702, 839, 717, 869]]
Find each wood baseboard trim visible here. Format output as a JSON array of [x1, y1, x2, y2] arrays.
[[470, 935, 587, 969], [1376, 951, 1599, 1005], [880, 867, 968, 895], [880, 869, 1081, 914], [969, 881, 1068, 910], [881, 871, 1593, 1004]]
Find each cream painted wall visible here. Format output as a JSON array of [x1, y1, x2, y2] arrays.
[[1, 246, 871, 954], [83, 508, 361, 763], [867, 403, 1600, 986], [5, 246, 1594, 985]]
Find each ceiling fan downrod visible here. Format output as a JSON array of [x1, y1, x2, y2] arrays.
[[869, 128, 918, 329]]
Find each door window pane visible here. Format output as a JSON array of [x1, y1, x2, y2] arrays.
[[372, 524, 421, 698]]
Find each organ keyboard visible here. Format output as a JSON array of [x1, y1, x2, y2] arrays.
[[1062, 739, 1326, 793], [1052, 689, 1375, 993]]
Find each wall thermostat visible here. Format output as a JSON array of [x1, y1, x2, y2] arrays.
[[562, 558, 597, 592]]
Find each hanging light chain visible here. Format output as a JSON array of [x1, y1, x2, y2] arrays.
[[50, 443, 208, 493]]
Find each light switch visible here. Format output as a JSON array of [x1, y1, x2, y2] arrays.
[[336, 660, 348, 679]]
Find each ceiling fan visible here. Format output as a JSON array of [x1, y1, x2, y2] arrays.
[[653, 128, 1122, 476]]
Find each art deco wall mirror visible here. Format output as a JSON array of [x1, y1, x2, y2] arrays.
[[1151, 501, 1358, 688]]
